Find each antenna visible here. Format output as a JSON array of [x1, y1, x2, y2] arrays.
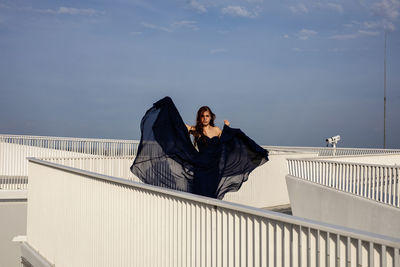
[[384, 30, 387, 149]]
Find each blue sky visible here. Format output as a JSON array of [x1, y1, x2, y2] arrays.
[[0, 0, 399, 148]]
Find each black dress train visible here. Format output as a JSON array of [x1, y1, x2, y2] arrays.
[[130, 97, 269, 199]]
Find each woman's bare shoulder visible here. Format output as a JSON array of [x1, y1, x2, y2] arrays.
[[213, 126, 222, 136]]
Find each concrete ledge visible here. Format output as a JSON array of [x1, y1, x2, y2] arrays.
[[286, 175, 400, 239], [0, 190, 27, 200], [20, 242, 54, 267]]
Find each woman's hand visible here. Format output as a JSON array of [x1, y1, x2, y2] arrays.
[[224, 120, 230, 126], [185, 123, 194, 133]]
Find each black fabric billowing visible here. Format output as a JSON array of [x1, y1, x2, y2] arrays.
[[130, 97, 269, 199]]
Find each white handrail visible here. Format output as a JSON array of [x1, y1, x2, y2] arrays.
[[43, 156, 138, 182], [0, 135, 139, 178], [0, 175, 27, 190], [26, 158, 400, 267], [0, 134, 139, 156], [288, 158, 400, 208], [0, 156, 139, 190], [266, 145, 400, 156], [0, 134, 138, 143]]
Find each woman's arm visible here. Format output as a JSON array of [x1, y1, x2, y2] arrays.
[[185, 123, 195, 133], [218, 120, 230, 137]]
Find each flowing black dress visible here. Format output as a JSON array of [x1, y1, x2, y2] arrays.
[[130, 97, 269, 199]]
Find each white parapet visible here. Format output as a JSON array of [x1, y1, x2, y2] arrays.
[[288, 157, 400, 208], [44, 153, 315, 209], [43, 153, 314, 209], [286, 174, 400, 239], [24, 158, 400, 267], [265, 146, 400, 157], [318, 153, 400, 165], [224, 152, 318, 208], [0, 134, 139, 177], [43, 156, 139, 182]]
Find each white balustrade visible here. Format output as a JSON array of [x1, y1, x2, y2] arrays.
[[45, 153, 311, 209], [25, 158, 400, 267], [44, 156, 139, 182], [0, 175, 27, 190], [2, 133, 400, 187], [0, 134, 139, 178], [266, 146, 400, 156], [0, 156, 139, 190], [288, 158, 400, 208]]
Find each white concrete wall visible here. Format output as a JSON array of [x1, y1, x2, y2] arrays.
[[45, 156, 138, 182], [318, 154, 400, 165], [224, 153, 318, 208], [0, 200, 27, 267], [46, 153, 317, 209], [24, 159, 400, 267], [286, 175, 400, 239], [0, 142, 96, 177]]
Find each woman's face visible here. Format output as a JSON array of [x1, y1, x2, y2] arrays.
[[201, 110, 211, 126]]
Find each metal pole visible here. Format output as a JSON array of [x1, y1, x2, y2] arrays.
[[384, 30, 387, 149]]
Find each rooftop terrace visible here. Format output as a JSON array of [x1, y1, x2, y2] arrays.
[[1, 134, 399, 267]]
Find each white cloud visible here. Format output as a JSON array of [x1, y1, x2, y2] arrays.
[[344, 19, 396, 32], [130, 31, 142, 35], [289, 2, 343, 14], [39, 6, 100, 16], [171, 20, 198, 30], [143, 23, 172, 32], [58, 7, 97, 15], [383, 20, 396, 31], [325, 3, 344, 13], [297, 29, 317, 40], [329, 33, 358, 40], [283, 34, 289, 38], [143, 21, 198, 32], [221, 6, 259, 18], [362, 21, 380, 29], [329, 30, 380, 39], [291, 47, 320, 52], [210, 48, 227, 54], [289, 4, 309, 14], [358, 30, 380, 36], [372, 0, 400, 20], [189, 0, 207, 13]]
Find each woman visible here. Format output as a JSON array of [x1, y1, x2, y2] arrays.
[[185, 106, 228, 197], [131, 97, 268, 199]]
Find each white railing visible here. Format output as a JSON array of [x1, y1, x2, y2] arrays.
[[0, 156, 137, 190], [0, 134, 139, 178], [26, 158, 400, 267], [288, 158, 400, 208], [266, 146, 400, 156], [44, 156, 138, 182], [0, 176, 27, 190], [0, 134, 139, 156], [45, 154, 298, 209]]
